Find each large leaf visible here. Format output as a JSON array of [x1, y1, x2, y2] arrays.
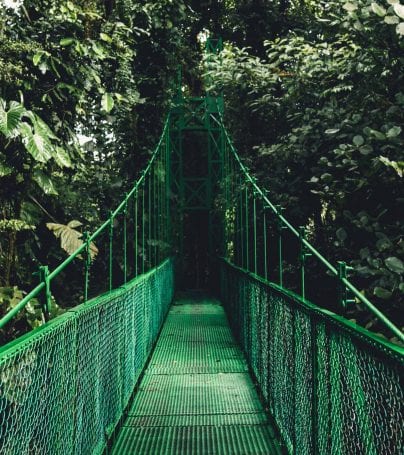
[[0, 99, 24, 138], [101, 92, 114, 113], [396, 22, 404, 35], [26, 111, 58, 141], [20, 123, 53, 163], [54, 146, 72, 168], [386, 126, 402, 138], [33, 170, 58, 195], [371, 2, 387, 17], [393, 3, 404, 19], [385, 256, 404, 274], [374, 287, 392, 299], [343, 2, 358, 12], [46, 221, 98, 259]]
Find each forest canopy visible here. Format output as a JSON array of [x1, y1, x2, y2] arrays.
[[0, 0, 403, 342]]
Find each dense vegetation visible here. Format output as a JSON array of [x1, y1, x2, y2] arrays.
[[0, 0, 403, 342]]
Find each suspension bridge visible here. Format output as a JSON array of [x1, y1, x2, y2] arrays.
[[0, 40, 403, 454]]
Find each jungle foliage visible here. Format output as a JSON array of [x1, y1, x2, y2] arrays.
[[0, 0, 403, 341], [205, 0, 404, 336]]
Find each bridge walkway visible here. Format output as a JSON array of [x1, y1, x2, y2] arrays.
[[110, 298, 284, 454]]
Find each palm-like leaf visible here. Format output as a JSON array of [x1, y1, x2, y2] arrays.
[[47, 221, 98, 259]]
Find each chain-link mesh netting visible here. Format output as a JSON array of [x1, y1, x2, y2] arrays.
[[220, 260, 404, 455], [0, 258, 174, 455]]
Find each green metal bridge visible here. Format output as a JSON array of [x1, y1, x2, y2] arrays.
[[0, 40, 403, 454]]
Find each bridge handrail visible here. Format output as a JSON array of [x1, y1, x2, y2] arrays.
[[0, 116, 170, 331], [217, 103, 404, 343]]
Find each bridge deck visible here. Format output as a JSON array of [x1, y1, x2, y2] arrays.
[[111, 298, 283, 454]]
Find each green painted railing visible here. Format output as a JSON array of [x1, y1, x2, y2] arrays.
[[216, 100, 404, 454], [220, 260, 403, 454], [0, 257, 174, 454]]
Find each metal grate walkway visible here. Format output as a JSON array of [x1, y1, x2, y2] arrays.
[[111, 299, 283, 454]]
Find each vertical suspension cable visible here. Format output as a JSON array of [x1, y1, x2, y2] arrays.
[[148, 173, 152, 269], [165, 125, 170, 254], [123, 196, 128, 284], [253, 194, 257, 275], [157, 158, 161, 265], [277, 206, 284, 288], [134, 188, 138, 276], [263, 206, 268, 281], [142, 182, 145, 274], [245, 186, 249, 272], [239, 176, 244, 268], [109, 211, 114, 292], [153, 164, 157, 267]]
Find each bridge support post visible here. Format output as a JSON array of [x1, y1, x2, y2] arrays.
[[263, 206, 269, 281], [299, 226, 312, 300], [338, 261, 355, 312], [83, 231, 91, 301], [276, 206, 286, 287], [38, 265, 51, 321]]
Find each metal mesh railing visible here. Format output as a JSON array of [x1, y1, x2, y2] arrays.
[[0, 257, 174, 455], [220, 259, 404, 454]]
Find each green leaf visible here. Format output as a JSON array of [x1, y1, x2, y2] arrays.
[[32, 51, 44, 66], [393, 3, 404, 19], [60, 38, 75, 46], [386, 126, 401, 138], [371, 2, 387, 17], [0, 99, 25, 137], [92, 42, 107, 59], [396, 22, 404, 35], [0, 162, 12, 177], [54, 146, 72, 168], [100, 32, 112, 43], [374, 287, 392, 299], [384, 15, 399, 24], [385, 256, 404, 274], [376, 238, 392, 251], [33, 170, 58, 195], [343, 2, 358, 12], [20, 123, 52, 163], [353, 135, 364, 146], [67, 220, 83, 228], [27, 111, 58, 140], [325, 128, 340, 134], [370, 129, 386, 140], [359, 145, 373, 155], [47, 221, 98, 259], [379, 156, 403, 177], [101, 92, 114, 113], [336, 227, 347, 242]]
